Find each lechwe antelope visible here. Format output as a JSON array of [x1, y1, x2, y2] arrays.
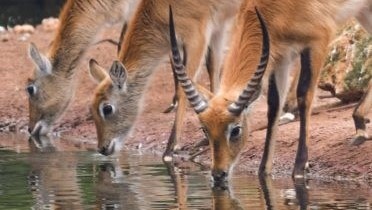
[[170, 0, 372, 182], [26, 0, 139, 136], [88, 0, 241, 156]]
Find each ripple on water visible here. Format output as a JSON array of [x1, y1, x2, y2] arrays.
[[0, 142, 371, 209]]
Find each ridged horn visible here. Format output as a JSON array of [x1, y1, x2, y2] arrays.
[[169, 5, 208, 114], [228, 8, 270, 115]]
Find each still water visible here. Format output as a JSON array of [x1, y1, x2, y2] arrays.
[[0, 134, 371, 209]]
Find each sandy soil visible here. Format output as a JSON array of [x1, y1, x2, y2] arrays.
[[0, 23, 371, 183]]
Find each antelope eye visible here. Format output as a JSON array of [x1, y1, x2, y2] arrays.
[[230, 125, 242, 141], [26, 85, 37, 96], [101, 103, 114, 117]]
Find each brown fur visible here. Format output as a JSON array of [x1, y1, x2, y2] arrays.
[[175, 0, 371, 180], [27, 0, 137, 135], [90, 0, 242, 155]]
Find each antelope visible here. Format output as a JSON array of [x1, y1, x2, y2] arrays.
[[88, 0, 241, 156], [28, 136, 84, 209], [170, 0, 372, 183], [26, 0, 139, 136]]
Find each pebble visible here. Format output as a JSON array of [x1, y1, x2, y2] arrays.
[[0, 26, 6, 33], [18, 33, 31, 42], [280, 112, 295, 122], [0, 33, 10, 42], [42, 17, 59, 31], [14, 24, 35, 34]]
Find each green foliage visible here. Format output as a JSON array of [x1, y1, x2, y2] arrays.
[[344, 36, 372, 91]]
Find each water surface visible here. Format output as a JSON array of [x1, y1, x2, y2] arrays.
[[0, 134, 371, 209]]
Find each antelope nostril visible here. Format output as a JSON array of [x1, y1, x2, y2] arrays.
[[28, 127, 32, 133]]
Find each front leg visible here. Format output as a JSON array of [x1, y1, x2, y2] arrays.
[[163, 56, 180, 114], [163, 34, 208, 161], [293, 47, 325, 178], [259, 58, 293, 176], [352, 79, 372, 145], [259, 73, 281, 176]]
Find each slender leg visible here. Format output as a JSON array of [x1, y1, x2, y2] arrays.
[[164, 162, 188, 209], [293, 47, 325, 178], [259, 73, 281, 176], [283, 58, 301, 114], [352, 79, 372, 145], [293, 179, 309, 210], [163, 34, 208, 160], [259, 58, 292, 176], [259, 176, 277, 210], [163, 57, 180, 114]]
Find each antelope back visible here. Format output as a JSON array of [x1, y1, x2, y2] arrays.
[[169, 3, 269, 183]]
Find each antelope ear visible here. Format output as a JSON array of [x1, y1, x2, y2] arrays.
[[88, 59, 109, 83], [28, 42, 52, 75], [109, 60, 128, 90]]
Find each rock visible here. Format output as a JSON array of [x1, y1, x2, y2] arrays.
[[280, 112, 295, 122], [42, 17, 59, 32], [0, 26, 6, 33], [13, 24, 35, 34], [319, 20, 371, 101]]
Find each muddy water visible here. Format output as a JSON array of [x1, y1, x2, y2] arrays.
[[0, 134, 371, 209]]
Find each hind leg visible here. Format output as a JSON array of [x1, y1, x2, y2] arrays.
[[259, 57, 293, 176]]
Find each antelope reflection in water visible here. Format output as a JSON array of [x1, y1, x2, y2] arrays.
[[95, 155, 189, 209], [27, 135, 84, 209]]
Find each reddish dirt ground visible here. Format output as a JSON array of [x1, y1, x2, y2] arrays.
[[0, 23, 371, 183]]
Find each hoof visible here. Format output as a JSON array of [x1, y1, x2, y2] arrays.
[[292, 162, 310, 179], [351, 135, 368, 146]]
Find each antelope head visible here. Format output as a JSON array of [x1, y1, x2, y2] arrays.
[[88, 59, 140, 156], [27, 43, 74, 136], [169, 6, 269, 185]]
